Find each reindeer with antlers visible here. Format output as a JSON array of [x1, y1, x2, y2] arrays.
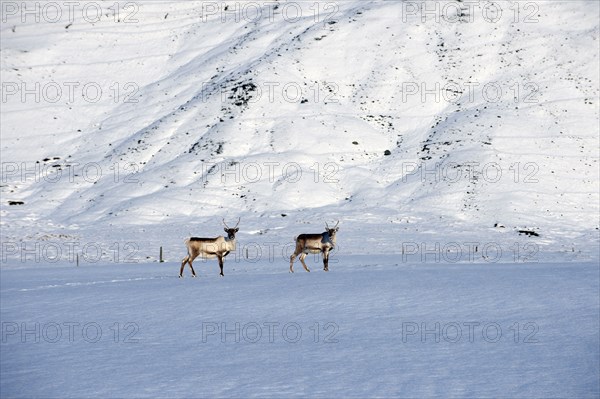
[[290, 221, 339, 273], [180, 218, 240, 278]]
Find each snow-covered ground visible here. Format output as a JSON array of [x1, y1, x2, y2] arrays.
[[1, 0, 599, 397], [1, 259, 599, 398]]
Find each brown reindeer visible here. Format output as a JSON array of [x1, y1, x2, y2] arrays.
[[290, 221, 339, 273], [180, 218, 240, 278]]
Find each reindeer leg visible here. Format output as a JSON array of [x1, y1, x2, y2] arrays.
[[290, 252, 298, 273], [299, 253, 310, 272], [323, 250, 329, 272], [180, 256, 188, 278], [189, 259, 197, 277], [218, 255, 224, 277]]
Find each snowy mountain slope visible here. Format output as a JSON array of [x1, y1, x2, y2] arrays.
[[1, 0, 599, 261]]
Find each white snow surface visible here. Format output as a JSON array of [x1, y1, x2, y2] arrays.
[[1, 0, 599, 397], [1, 259, 599, 398]]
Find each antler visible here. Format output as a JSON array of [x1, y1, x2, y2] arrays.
[[223, 217, 241, 229], [325, 220, 339, 229]]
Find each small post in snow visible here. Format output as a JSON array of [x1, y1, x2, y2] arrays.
[[160, 246, 164, 263]]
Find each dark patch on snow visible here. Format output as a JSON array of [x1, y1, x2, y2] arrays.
[[518, 229, 540, 237]]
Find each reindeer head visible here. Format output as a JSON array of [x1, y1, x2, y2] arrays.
[[223, 218, 240, 240], [325, 220, 340, 239]]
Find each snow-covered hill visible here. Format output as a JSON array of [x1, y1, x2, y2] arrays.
[[1, 1, 599, 264]]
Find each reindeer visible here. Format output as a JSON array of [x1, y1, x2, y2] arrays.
[[290, 221, 339, 273], [180, 218, 240, 278]]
